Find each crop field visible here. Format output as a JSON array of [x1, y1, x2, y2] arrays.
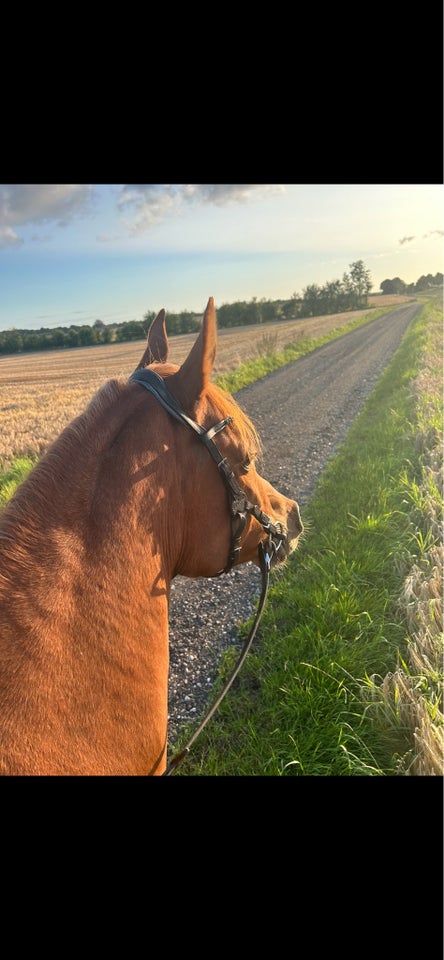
[[0, 296, 409, 463], [0, 292, 440, 776]]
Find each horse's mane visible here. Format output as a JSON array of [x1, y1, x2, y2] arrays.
[[202, 382, 262, 463], [64, 378, 128, 452], [0, 376, 261, 549]]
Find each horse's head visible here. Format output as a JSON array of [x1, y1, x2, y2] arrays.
[[0, 296, 304, 776], [131, 297, 303, 579]]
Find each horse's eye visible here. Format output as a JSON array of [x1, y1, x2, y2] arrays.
[[240, 458, 252, 474]]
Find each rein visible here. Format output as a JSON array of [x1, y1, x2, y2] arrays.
[[129, 368, 288, 775]]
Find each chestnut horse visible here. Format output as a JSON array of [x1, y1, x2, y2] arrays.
[[0, 298, 303, 775]]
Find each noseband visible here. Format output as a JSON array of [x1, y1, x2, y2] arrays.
[[129, 366, 289, 775], [129, 368, 287, 572]]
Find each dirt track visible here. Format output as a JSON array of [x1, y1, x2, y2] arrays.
[[167, 302, 421, 745]]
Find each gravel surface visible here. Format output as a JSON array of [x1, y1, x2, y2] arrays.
[[167, 303, 421, 746]]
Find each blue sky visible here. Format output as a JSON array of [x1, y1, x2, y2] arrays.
[[0, 183, 442, 331]]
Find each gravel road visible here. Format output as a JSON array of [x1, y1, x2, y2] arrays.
[[167, 303, 421, 746]]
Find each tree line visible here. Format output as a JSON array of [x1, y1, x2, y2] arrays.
[[380, 272, 443, 295], [0, 261, 440, 357]]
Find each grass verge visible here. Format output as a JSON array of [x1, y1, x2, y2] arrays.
[[172, 299, 442, 775], [1, 301, 441, 775], [358, 300, 443, 775]]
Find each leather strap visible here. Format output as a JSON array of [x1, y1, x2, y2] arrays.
[[129, 368, 286, 572], [162, 540, 272, 775], [129, 366, 286, 774]]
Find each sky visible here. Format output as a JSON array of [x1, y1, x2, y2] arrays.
[[0, 183, 442, 331]]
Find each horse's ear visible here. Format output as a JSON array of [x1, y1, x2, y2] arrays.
[[174, 297, 217, 406], [135, 308, 168, 368]]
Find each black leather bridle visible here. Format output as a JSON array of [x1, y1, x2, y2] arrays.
[[129, 367, 289, 774], [130, 368, 287, 573]]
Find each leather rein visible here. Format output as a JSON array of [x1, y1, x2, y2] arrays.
[[129, 367, 288, 775]]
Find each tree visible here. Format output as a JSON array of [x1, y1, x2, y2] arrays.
[[116, 320, 145, 342], [67, 328, 80, 348], [301, 284, 322, 317], [416, 274, 435, 291], [0, 329, 23, 354], [50, 328, 65, 348], [324, 279, 343, 313], [78, 326, 95, 346], [349, 260, 372, 307], [93, 319, 106, 343], [178, 311, 200, 334], [281, 295, 301, 321], [242, 299, 262, 325], [380, 277, 406, 295], [217, 302, 245, 327], [260, 298, 279, 323]]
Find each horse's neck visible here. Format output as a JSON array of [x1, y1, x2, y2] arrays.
[[0, 405, 173, 774], [0, 392, 174, 638]]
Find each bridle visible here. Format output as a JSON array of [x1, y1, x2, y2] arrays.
[[129, 367, 288, 775], [130, 368, 287, 575]]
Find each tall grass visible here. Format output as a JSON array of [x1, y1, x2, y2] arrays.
[[1, 301, 441, 775], [359, 300, 443, 775], [173, 299, 442, 775]]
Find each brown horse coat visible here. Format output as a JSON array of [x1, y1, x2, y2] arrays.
[[0, 298, 302, 775]]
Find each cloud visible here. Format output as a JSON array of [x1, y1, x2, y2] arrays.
[[0, 183, 286, 247], [117, 183, 285, 234], [182, 184, 285, 206], [117, 185, 180, 233], [0, 184, 94, 245], [0, 225, 22, 250], [399, 229, 444, 245]]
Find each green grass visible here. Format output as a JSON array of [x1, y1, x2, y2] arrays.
[[1, 301, 441, 776], [0, 456, 38, 505], [172, 299, 442, 775]]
